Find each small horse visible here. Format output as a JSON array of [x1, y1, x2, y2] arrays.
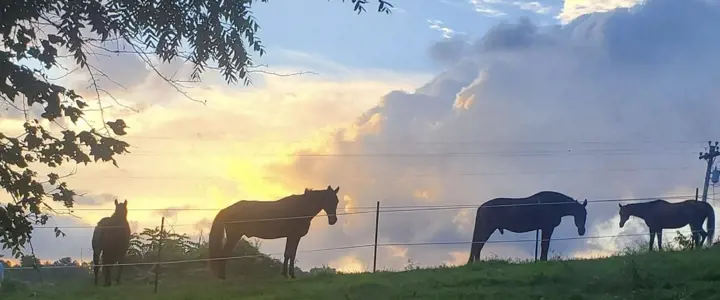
[[618, 199, 715, 251], [92, 199, 131, 287], [468, 191, 587, 263], [209, 185, 340, 279]]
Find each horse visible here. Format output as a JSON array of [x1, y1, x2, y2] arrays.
[[208, 185, 340, 280], [618, 199, 715, 251], [91, 199, 131, 287], [468, 191, 587, 263]]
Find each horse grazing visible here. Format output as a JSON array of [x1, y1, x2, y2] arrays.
[[91, 199, 131, 287], [209, 185, 340, 280], [618, 199, 715, 251], [468, 191, 587, 263]]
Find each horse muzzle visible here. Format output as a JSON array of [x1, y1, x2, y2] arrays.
[[328, 215, 337, 225], [578, 228, 586, 236]]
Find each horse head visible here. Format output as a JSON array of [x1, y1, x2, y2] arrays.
[[573, 199, 588, 236], [618, 203, 629, 228], [113, 199, 128, 219], [304, 186, 340, 225]]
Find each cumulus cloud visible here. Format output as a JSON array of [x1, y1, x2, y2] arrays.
[[468, 0, 508, 17], [267, 0, 720, 269], [427, 36, 471, 67], [558, 0, 645, 23], [427, 19, 463, 39], [512, 1, 553, 14]]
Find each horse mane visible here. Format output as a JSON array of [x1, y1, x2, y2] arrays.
[[273, 189, 330, 207], [534, 191, 579, 204], [623, 199, 666, 208]]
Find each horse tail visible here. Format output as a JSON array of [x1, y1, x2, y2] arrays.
[[208, 209, 227, 277], [706, 202, 715, 247]]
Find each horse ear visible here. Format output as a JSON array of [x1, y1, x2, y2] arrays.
[[327, 185, 332, 191], [123, 199, 128, 205], [618, 203, 622, 208], [582, 199, 587, 207], [305, 188, 310, 193], [334, 186, 340, 194], [114, 199, 118, 205]]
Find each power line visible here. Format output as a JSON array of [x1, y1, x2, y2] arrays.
[[53, 193, 710, 212], [122, 149, 696, 158], [4, 243, 375, 269], [34, 210, 376, 229], [32, 193, 710, 229], [371, 194, 700, 213], [378, 230, 703, 247], [119, 136, 710, 145], [58, 166, 694, 181]]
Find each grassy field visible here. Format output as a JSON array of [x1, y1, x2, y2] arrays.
[[3, 248, 720, 300]]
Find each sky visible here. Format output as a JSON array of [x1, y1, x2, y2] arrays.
[[3, 0, 720, 273]]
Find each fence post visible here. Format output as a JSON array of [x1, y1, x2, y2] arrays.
[[154, 217, 165, 294], [373, 201, 380, 273], [534, 230, 539, 262], [534, 197, 540, 262]]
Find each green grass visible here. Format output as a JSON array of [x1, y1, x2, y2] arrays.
[[4, 248, 720, 300]]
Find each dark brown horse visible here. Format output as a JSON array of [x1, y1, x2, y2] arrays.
[[619, 199, 715, 251], [208, 185, 340, 279], [91, 199, 131, 287], [468, 191, 587, 263]]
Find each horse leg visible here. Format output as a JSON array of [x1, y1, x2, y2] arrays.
[[281, 257, 288, 278], [699, 229, 708, 247], [103, 265, 113, 287], [690, 224, 700, 249], [93, 250, 101, 287], [286, 236, 301, 279], [282, 240, 289, 278], [115, 254, 125, 285], [219, 231, 242, 280], [692, 223, 708, 248], [657, 231, 663, 252], [540, 227, 555, 261], [648, 230, 656, 252], [467, 227, 495, 264], [101, 252, 113, 287]]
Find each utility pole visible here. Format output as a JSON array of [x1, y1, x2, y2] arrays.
[[699, 141, 720, 202]]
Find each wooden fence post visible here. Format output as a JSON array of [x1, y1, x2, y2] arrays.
[[534, 230, 539, 262], [373, 201, 380, 273], [534, 197, 540, 262]]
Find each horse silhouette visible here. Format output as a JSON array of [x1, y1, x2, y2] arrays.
[[208, 185, 340, 279], [619, 199, 715, 251], [92, 199, 131, 287], [468, 191, 587, 263]]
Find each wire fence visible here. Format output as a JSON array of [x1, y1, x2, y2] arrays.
[[4, 194, 716, 264], [29, 193, 707, 229], [3, 194, 715, 293], [3, 229, 711, 270], [3, 191, 717, 296]]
